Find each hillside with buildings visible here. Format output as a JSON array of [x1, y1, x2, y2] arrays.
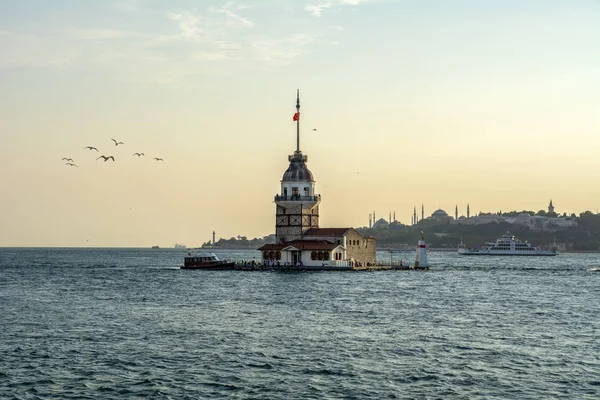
[[358, 202, 600, 251]]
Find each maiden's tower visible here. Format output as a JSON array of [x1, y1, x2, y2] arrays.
[[274, 90, 321, 243], [259, 91, 376, 268]]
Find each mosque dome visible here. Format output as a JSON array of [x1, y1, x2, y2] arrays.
[[373, 218, 389, 228], [515, 213, 532, 224], [431, 209, 449, 218], [282, 153, 314, 182]]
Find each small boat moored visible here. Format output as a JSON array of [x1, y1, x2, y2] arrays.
[[182, 251, 235, 270]]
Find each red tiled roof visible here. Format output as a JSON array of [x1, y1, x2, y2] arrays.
[[302, 228, 353, 237], [257, 243, 287, 251], [283, 240, 340, 251]]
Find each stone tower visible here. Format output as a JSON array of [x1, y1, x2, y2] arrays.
[[274, 90, 321, 243], [548, 200, 554, 214]]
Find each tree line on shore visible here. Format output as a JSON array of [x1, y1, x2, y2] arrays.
[[201, 211, 600, 251], [357, 211, 600, 251], [201, 235, 275, 249]]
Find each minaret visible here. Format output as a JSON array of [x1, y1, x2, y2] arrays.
[[373, 210, 376, 223], [455, 205, 458, 220], [548, 200, 554, 214], [467, 203, 470, 219], [274, 90, 321, 243], [389, 211, 391, 224], [369, 214, 372, 228], [393, 210, 396, 222], [421, 204, 424, 221], [413, 206, 417, 226]]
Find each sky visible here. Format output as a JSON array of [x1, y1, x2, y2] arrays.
[[1, 0, 600, 247]]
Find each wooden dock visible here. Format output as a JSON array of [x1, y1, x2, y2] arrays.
[[230, 262, 429, 272], [353, 265, 430, 271]]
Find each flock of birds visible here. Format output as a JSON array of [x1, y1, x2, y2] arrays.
[[62, 139, 163, 167]]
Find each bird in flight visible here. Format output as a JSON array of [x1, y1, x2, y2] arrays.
[[62, 158, 74, 162], [313, 128, 317, 131], [65, 163, 78, 167], [133, 153, 145, 157], [83, 146, 99, 152], [111, 139, 124, 146], [96, 155, 115, 162], [153, 157, 163, 161]]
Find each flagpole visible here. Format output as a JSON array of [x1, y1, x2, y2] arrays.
[[296, 89, 300, 153]]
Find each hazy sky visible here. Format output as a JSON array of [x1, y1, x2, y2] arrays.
[[1, 0, 600, 247]]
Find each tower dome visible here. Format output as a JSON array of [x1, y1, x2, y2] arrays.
[[282, 152, 314, 182]]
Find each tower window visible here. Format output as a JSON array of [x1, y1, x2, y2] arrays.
[[292, 187, 299, 197], [304, 187, 309, 197]]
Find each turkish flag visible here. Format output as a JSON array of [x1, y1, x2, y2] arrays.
[[293, 112, 299, 121]]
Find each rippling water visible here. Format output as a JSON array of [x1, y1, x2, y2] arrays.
[[1, 248, 599, 399]]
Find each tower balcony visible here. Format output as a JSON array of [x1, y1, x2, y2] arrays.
[[274, 194, 321, 209]]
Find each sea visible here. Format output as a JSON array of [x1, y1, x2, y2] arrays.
[[1, 247, 599, 399]]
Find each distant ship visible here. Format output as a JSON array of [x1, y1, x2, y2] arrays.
[[458, 233, 558, 256], [151, 246, 160, 249], [174, 243, 186, 249]]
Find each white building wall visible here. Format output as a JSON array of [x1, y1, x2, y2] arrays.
[[280, 248, 347, 267]]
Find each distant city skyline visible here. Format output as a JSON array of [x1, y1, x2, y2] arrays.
[[1, 0, 600, 246]]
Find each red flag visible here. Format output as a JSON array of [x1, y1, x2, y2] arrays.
[[293, 112, 299, 121]]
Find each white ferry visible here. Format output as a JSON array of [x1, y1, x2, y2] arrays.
[[458, 233, 558, 256]]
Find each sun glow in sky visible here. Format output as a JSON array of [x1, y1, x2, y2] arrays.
[[1, 0, 600, 247]]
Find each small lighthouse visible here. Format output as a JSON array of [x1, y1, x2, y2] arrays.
[[414, 231, 429, 269]]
